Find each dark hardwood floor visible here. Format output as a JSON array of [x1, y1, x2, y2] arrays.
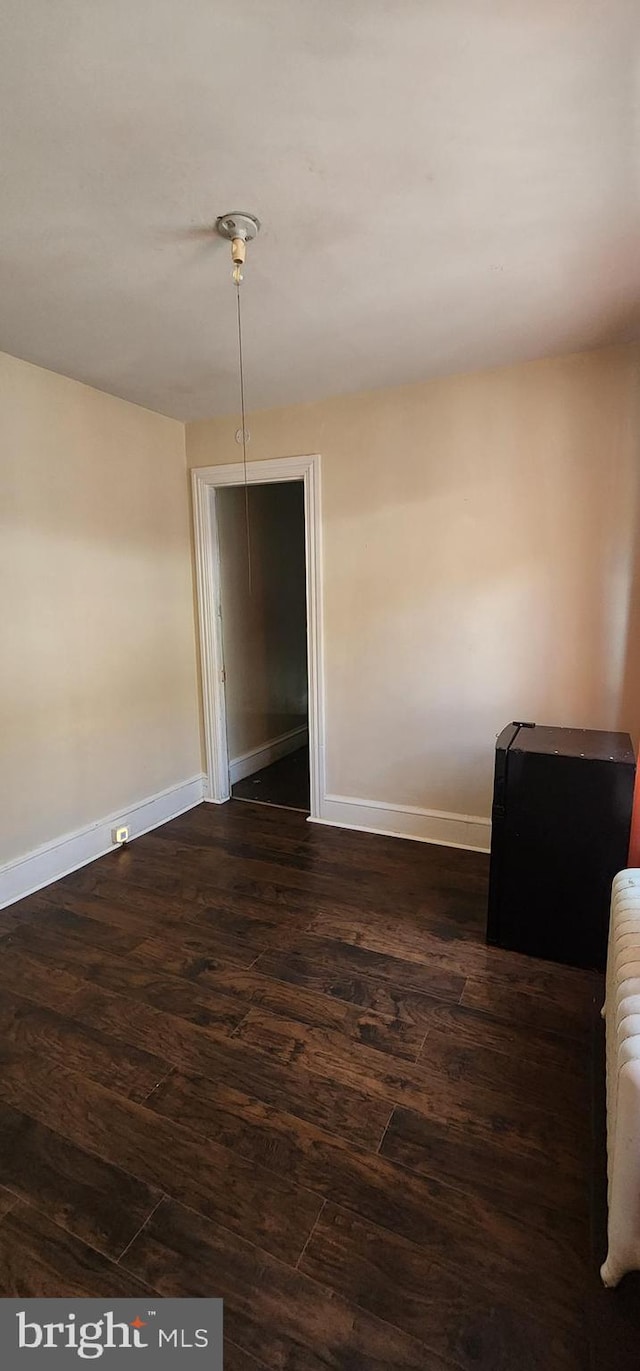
[[231, 745, 310, 812], [0, 799, 632, 1368]]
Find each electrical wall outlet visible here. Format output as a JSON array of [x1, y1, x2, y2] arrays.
[[112, 826, 129, 845]]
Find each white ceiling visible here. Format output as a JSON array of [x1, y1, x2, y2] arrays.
[[1, 1, 639, 421]]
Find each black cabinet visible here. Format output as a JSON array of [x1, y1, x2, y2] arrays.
[[487, 722, 636, 971]]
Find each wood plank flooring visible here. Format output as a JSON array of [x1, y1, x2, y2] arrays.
[[231, 745, 310, 812], [0, 799, 630, 1368]]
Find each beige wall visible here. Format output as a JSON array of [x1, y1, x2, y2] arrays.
[[216, 482, 307, 758], [1, 351, 201, 864], [188, 343, 640, 820], [4, 339, 638, 865]]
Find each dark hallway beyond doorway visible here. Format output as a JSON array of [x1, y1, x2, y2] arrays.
[[231, 745, 310, 813]]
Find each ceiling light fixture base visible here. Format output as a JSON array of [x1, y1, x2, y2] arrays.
[[215, 212, 261, 244]]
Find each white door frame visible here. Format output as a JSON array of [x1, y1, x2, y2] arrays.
[[191, 453, 325, 816]]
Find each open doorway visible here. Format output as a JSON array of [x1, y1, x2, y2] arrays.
[[191, 453, 324, 818], [216, 481, 309, 812]]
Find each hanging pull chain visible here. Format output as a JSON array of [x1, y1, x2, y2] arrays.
[[235, 277, 252, 595], [215, 213, 260, 595]]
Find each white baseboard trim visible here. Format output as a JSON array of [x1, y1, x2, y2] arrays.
[[0, 773, 207, 910], [310, 792, 491, 853], [229, 725, 308, 785]]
